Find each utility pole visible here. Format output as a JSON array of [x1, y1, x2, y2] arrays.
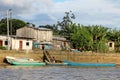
[[9, 9, 12, 35], [7, 9, 11, 50], [9, 9, 12, 50], [7, 9, 10, 50]]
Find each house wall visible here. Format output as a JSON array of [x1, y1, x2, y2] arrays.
[[0, 35, 33, 50], [12, 38, 33, 50], [16, 26, 53, 42], [53, 40, 69, 50], [0, 35, 9, 47], [17, 27, 35, 39], [107, 42, 115, 51], [37, 30, 52, 42]]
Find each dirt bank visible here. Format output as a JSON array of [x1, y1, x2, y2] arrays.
[[1, 50, 120, 65]]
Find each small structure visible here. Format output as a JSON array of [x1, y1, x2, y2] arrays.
[[107, 41, 115, 51], [0, 35, 33, 50], [53, 36, 70, 50], [40, 42, 53, 50], [33, 41, 53, 50]]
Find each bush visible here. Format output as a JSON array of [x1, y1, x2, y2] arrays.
[[0, 46, 7, 50]]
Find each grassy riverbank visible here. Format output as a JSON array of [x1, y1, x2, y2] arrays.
[[0, 50, 120, 65]]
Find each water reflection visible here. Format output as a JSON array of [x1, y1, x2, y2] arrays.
[[0, 66, 120, 80]]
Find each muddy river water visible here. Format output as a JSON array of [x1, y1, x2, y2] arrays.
[[0, 66, 120, 80]]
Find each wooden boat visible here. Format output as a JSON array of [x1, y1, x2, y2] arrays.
[[46, 62, 68, 66], [5, 56, 45, 66], [45, 61, 68, 66], [63, 60, 116, 67]]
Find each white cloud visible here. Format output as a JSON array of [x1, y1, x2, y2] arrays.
[[0, 0, 120, 28]]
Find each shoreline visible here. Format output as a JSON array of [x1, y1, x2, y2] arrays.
[[0, 50, 120, 67]]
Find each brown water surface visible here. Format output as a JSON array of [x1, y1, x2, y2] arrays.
[[0, 66, 120, 80]]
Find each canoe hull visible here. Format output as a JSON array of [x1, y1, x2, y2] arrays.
[[46, 62, 68, 66], [63, 60, 116, 67], [5, 56, 45, 66], [10, 62, 45, 66]]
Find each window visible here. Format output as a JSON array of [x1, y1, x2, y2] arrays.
[[109, 43, 112, 47], [26, 42, 29, 46], [5, 41, 8, 45]]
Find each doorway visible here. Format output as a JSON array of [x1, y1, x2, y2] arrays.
[[19, 41, 23, 50], [0, 40, 3, 46]]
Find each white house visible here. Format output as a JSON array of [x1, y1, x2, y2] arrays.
[[0, 35, 33, 50]]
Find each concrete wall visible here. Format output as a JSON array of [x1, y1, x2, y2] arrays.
[[0, 35, 9, 48], [12, 38, 33, 50], [0, 35, 33, 50], [107, 41, 115, 51]]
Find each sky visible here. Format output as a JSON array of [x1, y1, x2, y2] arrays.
[[0, 0, 120, 29]]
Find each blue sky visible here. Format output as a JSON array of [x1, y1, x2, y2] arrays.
[[0, 0, 120, 29]]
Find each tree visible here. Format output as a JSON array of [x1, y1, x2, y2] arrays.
[[71, 24, 93, 50], [106, 29, 120, 52], [69, 24, 109, 52], [86, 25, 109, 52], [57, 11, 75, 39], [26, 22, 35, 27], [0, 18, 27, 35]]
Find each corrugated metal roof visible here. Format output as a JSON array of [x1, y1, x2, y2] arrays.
[[11, 35, 34, 39], [24, 26, 52, 31], [40, 42, 53, 45], [0, 35, 34, 40], [53, 36, 67, 41], [38, 28, 51, 31]]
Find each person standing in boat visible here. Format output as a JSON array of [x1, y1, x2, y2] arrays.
[[42, 44, 45, 50]]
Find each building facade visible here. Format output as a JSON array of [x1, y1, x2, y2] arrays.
[[52, 36, 70, 50], [16, 26, 53, 49], [0, 35, 33, 50], [16, 26, 53, 42], [107, 41, 115, 51]]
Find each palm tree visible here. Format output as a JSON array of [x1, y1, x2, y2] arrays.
[[88, 25, 109, 52]]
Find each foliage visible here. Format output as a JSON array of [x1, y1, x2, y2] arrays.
[[49, 11, 113, 52], [71, 24, 108, 52], [71, 25, 93, 50], [0, 46, 7, 50], [106, 29, 120, 52], [0, 18, 27, 35], [26, 22, 35, 27], [38, 11, 120, 53], [0, 11, 119, 53], [57, 11, 75, 39]]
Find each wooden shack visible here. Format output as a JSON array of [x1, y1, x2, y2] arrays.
[[16, 26, 53, 42], [52, 36, 70, 50]]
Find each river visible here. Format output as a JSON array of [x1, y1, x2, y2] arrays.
[[0, 66, 120, 80]]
